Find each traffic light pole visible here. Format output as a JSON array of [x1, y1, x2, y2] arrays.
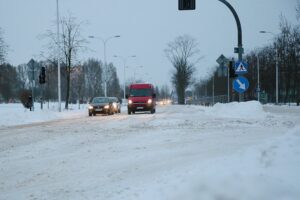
[[179, 0, 244, 101], [218, 0, 243, 101], [218, 0, 243, 61], [227, 65, 230, 102]]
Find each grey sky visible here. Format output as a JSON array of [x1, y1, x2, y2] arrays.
[[0, 0, 298, 87]]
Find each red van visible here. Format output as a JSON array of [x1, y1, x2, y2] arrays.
[[126, 83, 156, 114]]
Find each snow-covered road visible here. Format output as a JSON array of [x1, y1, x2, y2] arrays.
[[0, 102, 300, 200]]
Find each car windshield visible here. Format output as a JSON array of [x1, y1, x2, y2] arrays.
[[92, 97, 109, 103], [109, 98, 117, 102], [129, 88, 152, 97]]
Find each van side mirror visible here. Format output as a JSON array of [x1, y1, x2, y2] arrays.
[[152, 93, 156, 98], [125, 94, 129, 99]]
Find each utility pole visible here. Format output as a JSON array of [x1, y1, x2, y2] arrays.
[[114, 55, 136, 100], [89, 35, 120, 97], [275, 47, 279, 104], [56, 0, 61, 112], [31, 64, 35, 111], [227, 65, 230, 102], [212, 75, 215, 105], [27, 59, 36, 111], [257, 54, 260, 102]]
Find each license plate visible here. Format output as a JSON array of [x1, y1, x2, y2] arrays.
[[137, 107, 144, 110], [95, 108, 102, 111]]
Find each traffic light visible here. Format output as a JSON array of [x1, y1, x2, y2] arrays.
[[39, 67, 46, 84], [229, 60, 237, 78], [178, 0, 195, 10]]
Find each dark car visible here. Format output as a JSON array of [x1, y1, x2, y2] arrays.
[[88, 97, 118, 116], [109, 97, 121, 113]]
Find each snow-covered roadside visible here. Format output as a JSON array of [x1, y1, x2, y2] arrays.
[[0, 103, 87, 127], [167, 125, 300, 200], [1, 101, 300, 200]]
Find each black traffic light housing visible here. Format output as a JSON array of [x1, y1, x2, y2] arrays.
[[179, 0, 195, 10], [39, 67, 46, 84], [229, 60, 237, 78]]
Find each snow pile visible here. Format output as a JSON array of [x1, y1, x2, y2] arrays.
[[0, 103, 87, 127], [206, 100, 266, 119]]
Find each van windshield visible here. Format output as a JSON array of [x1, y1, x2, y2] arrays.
[[129, 88, 152, 97]]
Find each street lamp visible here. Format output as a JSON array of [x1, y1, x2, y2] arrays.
[[56, 0, 61, 112], [133, 66, 143, 82], [259, 30, 279, 104], [113, 55, 136, 100], [143, 72, 152, 83], [89, 35, 120, 97]]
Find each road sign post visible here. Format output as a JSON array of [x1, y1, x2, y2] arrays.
[[233, 76, 249, 93], [233, 60, 250, 99], [234, 61, 248, 75]]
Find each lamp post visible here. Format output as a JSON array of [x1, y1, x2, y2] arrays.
[[113, 55, 136, 100], [144, 72, 152, 83], [256, 53, 260, 102], [133, 66, 143, 82], [56, 0, 61, 112], [259, 31, 279, 104], [89, 35, 120, 97]]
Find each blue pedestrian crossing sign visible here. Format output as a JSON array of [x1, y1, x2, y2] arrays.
[[235, 61, 248, 75], [233, 76, 249, 93]]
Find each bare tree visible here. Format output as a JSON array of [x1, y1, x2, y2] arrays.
[[16, 64, 30, 90], [44, 15, 87, 109], [296, 0, 300, 21], [70, 65, 85, 107], [106, 63, 121, 98], [82, 58, 103, 99], [165, 35, 201, 104], [0, 63, 18, 101], [0, 28, 8, 64]]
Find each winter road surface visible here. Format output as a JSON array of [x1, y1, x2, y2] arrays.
[[0, 102, 300, 200]]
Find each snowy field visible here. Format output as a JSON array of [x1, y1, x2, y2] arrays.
[[0, 101, 300, 200]]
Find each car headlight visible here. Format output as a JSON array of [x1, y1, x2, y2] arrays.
[[113, 102, 117, 108], [104, 105, 110, 109], [147, 99, 152, 104], [128, 100, 133, 104], [88, 105, 93, 109]]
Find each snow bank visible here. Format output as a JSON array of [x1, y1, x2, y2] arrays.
[[0, 101, 267, 127], [206, 101, 266, 119], [0, 103, 87, 127]]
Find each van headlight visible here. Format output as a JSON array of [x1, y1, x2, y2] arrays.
[[128, 100, 133, 104], [104, 105, 110, 109], [147, 99, 152, 104]]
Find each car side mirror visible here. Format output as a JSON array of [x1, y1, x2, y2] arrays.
[[125, 94, 129, 99], [152, 93, 156, 98]]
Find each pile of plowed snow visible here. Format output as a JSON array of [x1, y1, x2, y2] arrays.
[[205, 101, 266, 119]]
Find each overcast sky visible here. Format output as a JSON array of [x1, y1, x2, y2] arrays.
[[0, 0, 298, 87]]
